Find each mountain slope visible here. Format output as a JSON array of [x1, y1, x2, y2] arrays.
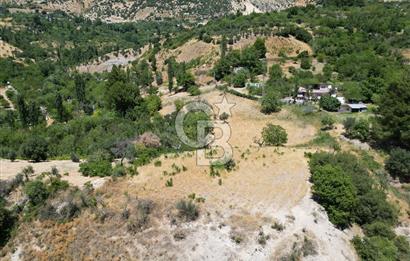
[[1, 0, 311, 21]]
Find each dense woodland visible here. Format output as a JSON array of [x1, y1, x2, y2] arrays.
[[1, 1, 410, 258]]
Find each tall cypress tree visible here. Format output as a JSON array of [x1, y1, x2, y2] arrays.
[[74, 74, 86, 106], [220, 36, 227, 59], [55, 93, 65, 122], [17, 95, 29, 127], [167, 60, 174, 94]]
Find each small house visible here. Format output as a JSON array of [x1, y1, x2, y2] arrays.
[[341, 103, 368, 113]]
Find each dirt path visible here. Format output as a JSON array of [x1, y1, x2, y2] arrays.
[[0, 87, 14, 110], [0, 159, 105, 188]]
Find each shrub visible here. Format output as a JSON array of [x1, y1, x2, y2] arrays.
[[176, 200, 199, 222], [319, 95, 341, 112], [311, 164, 357, 228], [145, 95, 162, 115], [127, 199, 154, 233], [232, 70, 248, 88], [20, 136, 49, 162], [24, 180, 49, 206], [165, 178, 173, 187], [70, 152, 80, 163], [8, 151, 17, 162], [321, 114, 335, 130], [309, 152, 398, 228], [188, 85, 200, 96], [344, 118, 371, 142], [48, 178, 69, 196], [219, 112, 229, 121], [352, 236, 398, 261], [79, 160, 113, 177], [301, 57, 312, 70], [0, 198, 15, 247], [112, 164, 126, 177], [363, 222, 395, 240], [385, 148, 410, 182], [261, 91, 281, 114], [262, 124, 288, 146]]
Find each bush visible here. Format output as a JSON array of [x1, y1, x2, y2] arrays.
[[70, 152, 80, 163], [262, 124, 288, 146], [127, 199, 154, 233], [112, 164, 126, 177], [301, 57, 312, 70], [79, 160, 113, 177], [188, 85, 200, 96], [352, 236, 398, 261], [232, 70, 248, 88], [319, 95, 341, 112], [309, 152, 398, 228], [261, 91, 281, 114], [20, 136, 49, 162], [321, 115, 335, 130], [363, 222, 395, 240], [219, 112, 229, 121], [145, 95, 162, 115], [0, 198, 15, 247], [311, 164, 357, 228], [8, 151, 17, 162], [176, 200, 199, 222], [344, 118, 371, 142], [48, 178, 69, 196], [385, 148, 410, 182], [24, 180, 49, 206]]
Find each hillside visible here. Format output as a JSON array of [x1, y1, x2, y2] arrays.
[[0, 1, 410, 260], [1, 0, 311, 21]]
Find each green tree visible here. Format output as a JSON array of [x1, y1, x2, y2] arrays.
[[378, 73, 410, 147], [344, 118, 370, 142], [319, 95, 341, 112], [253, 38, 267, 59], [55, 93, 67, 122], [363, 222, 395, 240], [321, 114, 336, 130], [343, 82, 364, 102], [220, 35, 227, 58], [16, 95, 29, 127], [106, 81, 142, 117], [261, 91, 281, 114], [176, 63, 196, 92], [134, 60, 153, 88], [167, 60, 175, 93], [301, 57, 312, 70], [268, 64, 283, 81], [28, 101, 43, 126], [21, 136, 49, 162], [0, 198, 15, 247], [74, 73, 86, 106], [262, 124, 288, 146], [311, 164, 357, 228], [145, 95, 162, 115], [24, 180, 49, 206], [385, 148, 410, 182], [352, 236, 398, 261], [232, 70, 248, 88]]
